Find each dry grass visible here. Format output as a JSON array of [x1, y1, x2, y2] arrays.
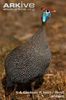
[[0, 0, 66, 100]]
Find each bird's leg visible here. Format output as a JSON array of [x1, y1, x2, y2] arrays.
[[4, 77, 15, 100], [5, 87, 12, 100], [11, 84, 17, 100], [34, 76, 44, 89], [31, 81, 40, 100], [30, 81, 35, 100], [5, 95, 11, 100], [34, 76, 44, 100]]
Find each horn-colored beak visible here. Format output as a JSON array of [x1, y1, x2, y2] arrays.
[[51, 9, 56, 13]]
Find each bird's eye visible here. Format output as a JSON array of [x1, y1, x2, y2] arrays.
[[46, 10, 50, 12]]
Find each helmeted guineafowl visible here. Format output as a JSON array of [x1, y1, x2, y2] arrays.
[[2, 9, 55, 100]]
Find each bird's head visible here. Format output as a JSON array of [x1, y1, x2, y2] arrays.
[[41, 8, 56, 25]]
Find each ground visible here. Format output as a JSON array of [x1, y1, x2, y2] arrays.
[[0, 0, 66, 100]]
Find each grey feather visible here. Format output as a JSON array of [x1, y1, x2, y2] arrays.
[[5, 26, 51, 87]]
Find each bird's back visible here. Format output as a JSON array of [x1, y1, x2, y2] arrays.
[[5, 36, 51, 83]]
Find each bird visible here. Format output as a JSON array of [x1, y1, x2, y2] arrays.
[[2, 9, 54, 100]]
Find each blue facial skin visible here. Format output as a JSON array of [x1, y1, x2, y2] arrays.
[[42, 10, 51, 24]]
